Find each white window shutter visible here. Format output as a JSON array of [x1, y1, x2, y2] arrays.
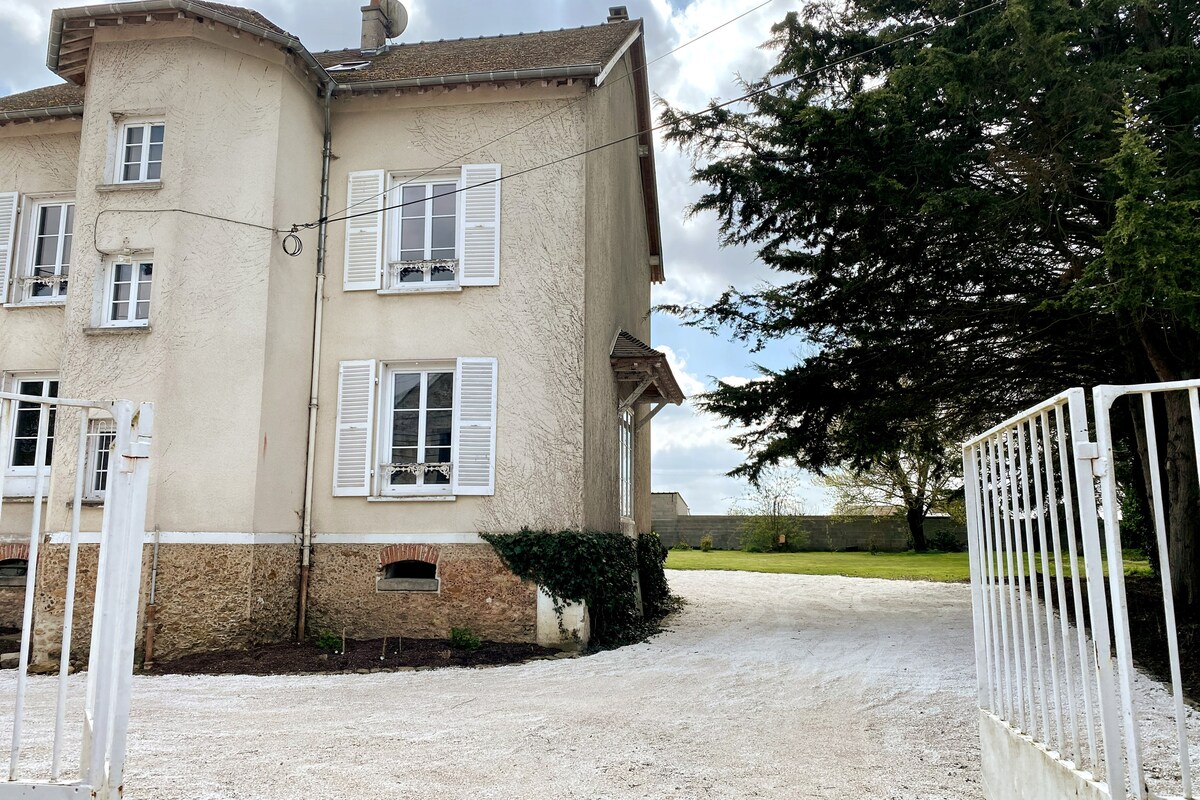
[[452, 357, 498, 495], [0, 192, 17, 303], [343, 170, 384, 291], [332, 359, 377, 496], [457, 164, 501, 286]]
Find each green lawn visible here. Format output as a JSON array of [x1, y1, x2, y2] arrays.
[[665, 549, 1152, 583]]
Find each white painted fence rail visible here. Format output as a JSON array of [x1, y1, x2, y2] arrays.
[[964, 380, 1199, 800], [0, 389, 153, 800]]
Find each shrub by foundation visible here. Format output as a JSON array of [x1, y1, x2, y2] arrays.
[[482, 529, 679, 650]]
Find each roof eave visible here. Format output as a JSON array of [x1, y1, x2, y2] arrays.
[[626, 29, 665, 283], [46, 1, 334, 88], [0, 104, 85, 123], [331, 63, 602, 94]]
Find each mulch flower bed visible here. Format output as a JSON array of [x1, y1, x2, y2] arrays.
[[144, 636, 567, 676]]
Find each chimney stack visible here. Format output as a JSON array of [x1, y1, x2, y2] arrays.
[[361, 0, 408, 52], [607, 6, 630, 23]]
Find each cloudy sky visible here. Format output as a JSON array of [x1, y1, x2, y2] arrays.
[[0, 0, 834, 514]]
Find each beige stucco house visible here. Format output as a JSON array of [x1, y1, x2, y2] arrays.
[[0, 0, 682, 660]]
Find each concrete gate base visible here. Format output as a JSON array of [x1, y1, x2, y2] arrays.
[[980, 710, 1109, 800]]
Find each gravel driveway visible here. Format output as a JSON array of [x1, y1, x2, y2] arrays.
[[3, 571, 984, 799]]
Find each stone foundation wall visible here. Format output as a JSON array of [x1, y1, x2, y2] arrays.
[[306, 543, 536, 643], [32, 543, 299, 666], [26, 540, 534, 665]]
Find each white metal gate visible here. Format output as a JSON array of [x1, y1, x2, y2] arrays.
[[963, 380, 1198, 800], [0, 389, 153, 799]]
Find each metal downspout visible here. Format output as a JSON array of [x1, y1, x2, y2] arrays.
[[142, 527, 161, 668], [297, 83, 334, 642]]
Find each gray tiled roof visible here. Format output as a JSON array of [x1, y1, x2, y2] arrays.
[[315, 20, 640, 84], [0, 83, 84, 115]]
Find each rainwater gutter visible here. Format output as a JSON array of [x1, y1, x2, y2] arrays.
[[296, 82, 334, 643], [0, 105, 85, 123]]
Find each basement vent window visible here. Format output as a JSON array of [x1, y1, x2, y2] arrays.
[[327, 61, 371, 72], [0, 559, 28, 588], [377, 559, 439, 593]]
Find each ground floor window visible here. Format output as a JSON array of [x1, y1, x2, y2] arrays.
[[4, 376, 58, 496], [85, 420, 116, 500], [380, 365, 455, 495]]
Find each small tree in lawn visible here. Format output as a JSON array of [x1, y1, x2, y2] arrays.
[[820, 441, 958, 552], [730, 467, 809, 552]]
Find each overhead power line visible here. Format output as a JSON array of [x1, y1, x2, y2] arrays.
[[298, 0, 1004, 233]]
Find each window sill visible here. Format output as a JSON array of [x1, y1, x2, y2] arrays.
[[377, 285, 462, 296], [96, 181, 163, 193], [376, 577, 440, 593], [83, 325, 150, 336], [367, 495, 456, 503], [0, 577, 26, 588], [4, 301, 66, 310]]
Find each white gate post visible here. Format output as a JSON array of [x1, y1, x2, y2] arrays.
[[82, 401, 153, 798]]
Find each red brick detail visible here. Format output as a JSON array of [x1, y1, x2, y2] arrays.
[[379, 544, 440, 568], [0, 543, 29, 562]]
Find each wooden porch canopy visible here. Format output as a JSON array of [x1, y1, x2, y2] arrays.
[[611, 330, 684, 429]]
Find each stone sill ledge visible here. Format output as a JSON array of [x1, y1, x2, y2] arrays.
[[95, 181, 163, 192], [367, 495, 456, 503], [83, 325, 151, 336]]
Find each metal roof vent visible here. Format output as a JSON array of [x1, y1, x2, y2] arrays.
[[607, 6, 629, 22]]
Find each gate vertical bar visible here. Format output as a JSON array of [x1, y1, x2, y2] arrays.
[[965, 442, 990, 706], [1017, 421, 1050, 741], [51, 410, 91, 779], [981, 440, 1006, 717], [1054, 402, 1100, 770], [1128, 391, 1188, 798], [1029, 415, 1065, 754], [8, 402, 50, 781], [1068, 389, 1126, 797]]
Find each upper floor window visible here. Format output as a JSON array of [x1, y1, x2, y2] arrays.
[[104, 259, 153, 326], [119, 122, 165, 183], [22, 200, 73, 303], [386, 179, 459, 290], [381, 366, 455, 495], [341, 165, 501, 293]]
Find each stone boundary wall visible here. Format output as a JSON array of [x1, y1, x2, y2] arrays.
[[652, 514, 966, 552]]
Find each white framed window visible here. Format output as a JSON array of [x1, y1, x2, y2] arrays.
[[384, 176, 459, 290], [332, 357, 497, 498], [103, 259, 153, 326], [379, 364, 456, 496], [619, 410, 634, 518], [84, 420, 116, 501], [18, 199, 73, 304], [342, 164, 500, 293], [3, 374, 58, 496], [117, 122, 165, 183]]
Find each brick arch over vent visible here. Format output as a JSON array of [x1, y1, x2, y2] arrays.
[[0, 543, 29, 562], [379, 544, 440, 568]]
